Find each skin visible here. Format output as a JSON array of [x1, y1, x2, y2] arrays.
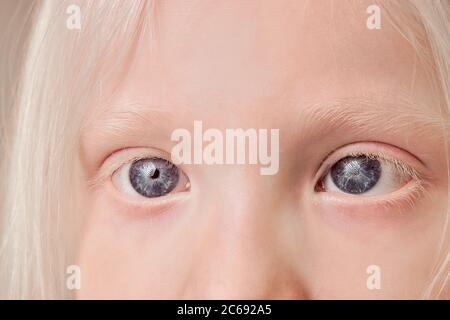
[[77, 0, 449, 299]]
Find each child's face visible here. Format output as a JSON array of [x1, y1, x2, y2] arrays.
[[77, 0, 449, 299]]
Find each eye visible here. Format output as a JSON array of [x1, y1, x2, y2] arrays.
[[316, 154, 413, 196], [112, 157, 190, 198]]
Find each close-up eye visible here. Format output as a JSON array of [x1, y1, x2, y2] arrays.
[[316, 154, 416, 196], [112, 157, 190, 199]]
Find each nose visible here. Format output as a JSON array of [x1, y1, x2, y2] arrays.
[[181, 169, 308, 299]]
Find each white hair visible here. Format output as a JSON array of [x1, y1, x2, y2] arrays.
[[388, 0, 450, 299], [0, 0, 153, 299]]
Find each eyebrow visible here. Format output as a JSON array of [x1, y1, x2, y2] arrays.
[[80, 95, 448, 172], [295, 95, 447, 142], [80, 102, 177, 170], [82, 102, 176, 140]]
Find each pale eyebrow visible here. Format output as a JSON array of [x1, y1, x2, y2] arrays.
[[80, 102, 178, 169], [295, 96, 448, 143], [81, 102, 176, 141], [84, 97, 446, 138]]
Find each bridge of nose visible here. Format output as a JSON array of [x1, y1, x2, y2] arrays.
[[179, 169, 308, 299]]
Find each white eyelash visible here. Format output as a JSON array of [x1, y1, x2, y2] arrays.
[[348, 151, 420, 179], [316, 150, 424, 193], [88, 155, 163, 189]]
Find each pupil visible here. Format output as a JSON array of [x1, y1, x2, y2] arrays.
[[150, 169, 160, 179]]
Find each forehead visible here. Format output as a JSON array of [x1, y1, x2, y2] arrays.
[[97, 0, 435, 121]]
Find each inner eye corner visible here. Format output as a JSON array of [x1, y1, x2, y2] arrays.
[[314, 181, 324, 193], [313, 173, 326, 193]]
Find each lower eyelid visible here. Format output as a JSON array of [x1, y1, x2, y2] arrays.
[[104, 180, 191, 216], [314, 178, 426, 216]]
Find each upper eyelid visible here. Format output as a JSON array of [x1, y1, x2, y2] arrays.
[[314, 142, 426, 184], [88, 148, 173, 189], [321, 154, 419, 181], [90, 143, 428, 189]]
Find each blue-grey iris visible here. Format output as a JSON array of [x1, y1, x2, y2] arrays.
[[331, 156, 381, 194], [129, 158, 180, 198]]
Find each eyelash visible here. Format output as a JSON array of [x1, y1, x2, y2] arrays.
[[89, 148, 178, 190], [93, 143, 429, 212], [89, 155, 146, 188], [90, 150, 191, 216], [315, 151, 421, 192], [312, 145, 432, 214]]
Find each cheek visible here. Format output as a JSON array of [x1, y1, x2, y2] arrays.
[[74, 179, 448, 298], [304, 188, 447, 298], [75, 192, 192, 299]]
